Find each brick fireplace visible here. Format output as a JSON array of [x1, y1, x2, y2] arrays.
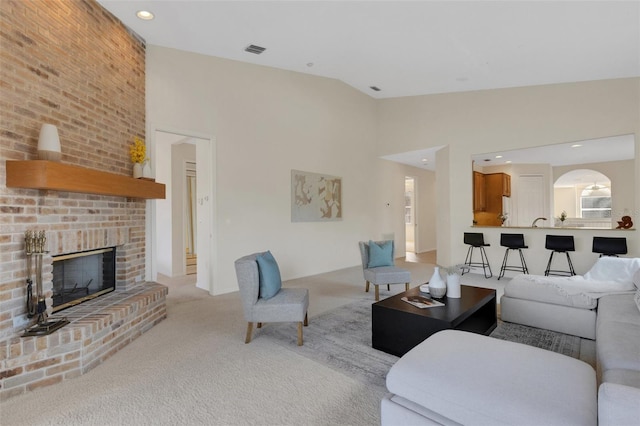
[[0, 0, 167, 400]]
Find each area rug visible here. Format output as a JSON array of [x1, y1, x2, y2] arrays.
[[259, 297, 582, 390]]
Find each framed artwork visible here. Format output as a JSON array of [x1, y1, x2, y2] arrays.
[[291, 169, 342, 222]]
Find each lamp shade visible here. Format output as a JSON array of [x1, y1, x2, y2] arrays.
[[37, 124, 61, 161]]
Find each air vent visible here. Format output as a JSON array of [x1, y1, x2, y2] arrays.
[[245, 44, 266, 55], [369, 86, 381, 92]]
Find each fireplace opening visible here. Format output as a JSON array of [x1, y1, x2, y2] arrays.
[[52, 247, 116, 312]]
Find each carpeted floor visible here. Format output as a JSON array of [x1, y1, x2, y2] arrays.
[[0, 262, 595, 425], [261, 295, 592, 393]]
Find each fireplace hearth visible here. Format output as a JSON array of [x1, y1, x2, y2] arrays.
[[52, 247, 116, 312]]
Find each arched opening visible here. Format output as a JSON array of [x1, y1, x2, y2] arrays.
[[554, 169, 612, 228]]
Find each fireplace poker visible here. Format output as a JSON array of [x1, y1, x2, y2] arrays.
[[23, 230, 69, 337], [25, 231, 37, 318]]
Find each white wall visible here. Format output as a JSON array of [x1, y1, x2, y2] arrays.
[[377, 78, 640, 272], [146, 46, 414, 295]]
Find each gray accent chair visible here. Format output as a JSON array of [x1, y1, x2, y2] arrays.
[[359, 241, 411, 301], [234, 252, 309, 346]]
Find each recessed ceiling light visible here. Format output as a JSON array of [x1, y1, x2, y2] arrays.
[[506, 160, 512, 164], [136, 10, 154, 20], [369, 86, 381, 92], [571, 144, 582, 148], [495, 155, 503, 159], [421, 158, 428, 162], [306, 62, 314, 67]]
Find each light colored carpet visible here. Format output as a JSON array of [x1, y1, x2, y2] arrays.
[[261, 291, 594, 393], [0, 260, 593, 425]]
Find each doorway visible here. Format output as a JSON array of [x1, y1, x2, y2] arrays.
[[185, 161, 197, 274], [405, 176, 417, 253], [152, 129, 215, 293]]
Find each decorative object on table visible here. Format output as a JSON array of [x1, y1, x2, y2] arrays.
[[142, 159, 152, 178], [291, 169, 342, 222], [37, 123, 62, 161], [401, 295, 444, 309], [443, 264, 468, 298], [428, 266, 447, 298], [419, 283, 430, 293], [129, 136, 146, 178], [498, 212, 508, 226], [23, 230, 69, 337], [616, 215, 633, 229], [559, 210, 567, 226]]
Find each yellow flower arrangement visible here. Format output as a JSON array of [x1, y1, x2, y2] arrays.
[[129, 137, 146, 163]]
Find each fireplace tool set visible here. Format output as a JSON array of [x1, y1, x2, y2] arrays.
[[23, 230, 68, 337]]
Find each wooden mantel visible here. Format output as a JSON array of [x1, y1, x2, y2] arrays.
[[6, 160, 165, 199]]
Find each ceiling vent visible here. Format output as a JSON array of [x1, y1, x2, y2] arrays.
[[369, 86, 381, 92], [245, 44, 266, 55]]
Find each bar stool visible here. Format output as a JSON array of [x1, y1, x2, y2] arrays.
[[544, 235, 576, 276], [592, 237, 627, 257], [498, 233, 529, 280], [462, 232, 492, 278]]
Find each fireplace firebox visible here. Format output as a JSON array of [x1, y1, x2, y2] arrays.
[[52, 247, 116, 312]]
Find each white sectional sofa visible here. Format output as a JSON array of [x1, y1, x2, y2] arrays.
[[381, 258, 640, 425], [501, 257, 640, 339]]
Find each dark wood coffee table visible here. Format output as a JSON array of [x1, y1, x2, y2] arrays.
[[372, 285, 497, 356]]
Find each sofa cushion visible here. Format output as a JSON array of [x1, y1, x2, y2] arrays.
[[583, 256, 640, 288], [596, 294, 640, 373], [256, 251, 282, 299], [386, 330, 597, 426], [602, 368, 640, 389], [367, 240, 394, 268], [504, 274, 597, 309], [598, 383, 640, 426]]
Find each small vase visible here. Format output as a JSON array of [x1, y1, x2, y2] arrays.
[[428, 267, 447, 298], [133, 162, 142, 178], [446, 273, 461, 298], [142, 161, 151, 178]]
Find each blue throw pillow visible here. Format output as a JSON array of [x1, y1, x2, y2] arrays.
[[367, 240, 394, 268], [256, 251, 282, 299]]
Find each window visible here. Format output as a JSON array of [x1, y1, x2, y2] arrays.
[[580, 185, 611, 218]]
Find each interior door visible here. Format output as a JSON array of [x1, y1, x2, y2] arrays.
[[516, 175, 545, 227]]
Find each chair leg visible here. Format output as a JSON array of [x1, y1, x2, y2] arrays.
[[566, 252, 576, 276], [375, 285, 380, 301], [498, 249, 509, 280], [405, 282, 410, 291], [387, 284, 390, 291], [297, 322, 303, 346], [463, 246, 473, 274], [544, 251, 554, 276], [480, 246, 493, 278], [518, 249, 529, 274], [365, 281, 370, 293], [245, 322, 253, 344], [304, 312, 309, 326]]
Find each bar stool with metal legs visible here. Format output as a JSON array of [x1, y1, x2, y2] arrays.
[[462, 232, 492, 278], [544, 235, 576, 276], [592, 236, 627, 257], [498, 233, 529, 280]]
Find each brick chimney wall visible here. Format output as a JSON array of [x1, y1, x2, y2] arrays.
[[0, 0, 147, 341]]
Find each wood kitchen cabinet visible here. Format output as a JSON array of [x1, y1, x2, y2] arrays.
[[473, 171, 486, 212], [473, 172, 511, 226]]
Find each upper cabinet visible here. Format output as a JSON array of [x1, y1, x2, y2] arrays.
[[473, 171, 486, 212], [486, 172, 510, 198]]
